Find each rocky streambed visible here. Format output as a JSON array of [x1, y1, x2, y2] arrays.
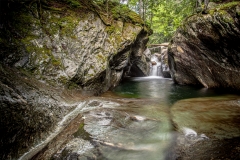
[[29, 98, 172, 160], [15, 77, 240, 160]]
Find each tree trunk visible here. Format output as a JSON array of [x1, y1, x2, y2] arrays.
[[139, 0, 144, 20], [104, 0, 109, 18], [204, 0, 209, 10]]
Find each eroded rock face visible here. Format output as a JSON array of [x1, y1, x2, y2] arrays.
[[0, 65, 81, 159], [1, 1, 151, 94], [127, 31, 151, 77], [168, 2, 240, 90]]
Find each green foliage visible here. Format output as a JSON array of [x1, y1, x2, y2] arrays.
[[111, 4, 144, 24], [129, 0, 196, 43], [92, 0, 144, 25], [126, 0, 239, 43]]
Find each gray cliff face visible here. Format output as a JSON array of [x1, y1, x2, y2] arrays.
[[23, 12, 149, 93], [168, 2, 240, 90], [1, 2, 150, 94]]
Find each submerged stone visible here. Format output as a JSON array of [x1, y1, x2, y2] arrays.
[[170, 96, 240, 159]]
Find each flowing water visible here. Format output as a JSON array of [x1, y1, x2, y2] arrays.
[[150, 54, 162, 77], [24, 77, 240, 160]]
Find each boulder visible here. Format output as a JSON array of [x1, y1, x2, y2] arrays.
[[168, 2, 240, 90], [0, 65, 79, 159], [151, 61, 157, 65], [126, 31, 151, 77], [0, 0, 151, 94], [143, 48, 152, 62]]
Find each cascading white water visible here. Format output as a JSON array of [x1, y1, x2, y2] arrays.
[[150, 54, 162, 77]]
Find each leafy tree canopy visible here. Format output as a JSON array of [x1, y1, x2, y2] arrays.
[[105, 0, 237, 43]]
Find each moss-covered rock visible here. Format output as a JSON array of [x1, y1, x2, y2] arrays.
[[0, 0, 151, 159], [168, 1, 240, 90], [0, 0, 151, 93]]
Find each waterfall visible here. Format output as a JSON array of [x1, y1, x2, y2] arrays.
[[150, 54, 162, 77]]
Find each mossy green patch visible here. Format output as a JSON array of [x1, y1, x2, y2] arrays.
[[218, 1, 240, 10], [59, 14, 79, 36], [41, 10, 80, 38], [105, 26, 116, 34], [209, 1, 240, 15], [128, 11, 144, 24], [58, 75, 68, 84], [96, 53, 107, 62], [88, 1, 144, 26], [52, 58, 62, 66], [219, 10, 234, 23], [111, 4, 144, 24], [42, 5, 63, 12]]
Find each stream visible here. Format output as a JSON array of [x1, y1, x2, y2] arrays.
[[18, 54, 240, 160], [17, 55, 240, 160], [27, 75, 240, 160]]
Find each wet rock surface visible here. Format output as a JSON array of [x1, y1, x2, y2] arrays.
[[0, 65, 86, 159], [168, 2, 240, 90], [33, 98, 172, 160], [170, 96, 240, 159], [2, 71, 240, 159], [28, 94, 240, 160]]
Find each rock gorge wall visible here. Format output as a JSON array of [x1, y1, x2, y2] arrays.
[[0, 0, 151, 159], [168, 2, 240, 90], [0, 0, 151, 94]]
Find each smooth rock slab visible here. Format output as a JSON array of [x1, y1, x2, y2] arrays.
[[51, 99, 173, 160], [170, 95, 240, 159]]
